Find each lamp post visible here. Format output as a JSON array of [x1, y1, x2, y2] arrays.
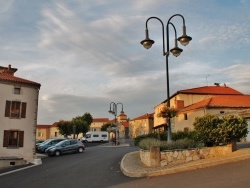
[[108, 102, 124, 145], [140, 14, 192, 141]]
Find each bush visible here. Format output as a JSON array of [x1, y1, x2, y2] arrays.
[[138, 138, 201, 151], [193, 114, 248, 146], [134, 133, 158, 146]]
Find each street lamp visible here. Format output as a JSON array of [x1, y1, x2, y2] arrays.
[[140, 14, 192, 141], [108, 102, 124, 145]]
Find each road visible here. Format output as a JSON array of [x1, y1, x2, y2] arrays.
[[0, 142, 250, 188]]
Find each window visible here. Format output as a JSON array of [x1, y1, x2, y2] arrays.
[[14, 87, 21, 95], [184, 127, 189, 132], [5, 101, 27, 118], [3, 130, 24, 148], [184, 113, 188, 120], [220, 111, 225, 114], [37, 131, 43, 137], [54, 132, 58, 137], [101, 134, 107, 137], [93, 134, 99, 137]]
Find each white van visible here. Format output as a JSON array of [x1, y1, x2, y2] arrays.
[[85, 131, 109, 142]]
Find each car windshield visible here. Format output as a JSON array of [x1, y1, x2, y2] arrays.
[[86, 134, 91, 138]]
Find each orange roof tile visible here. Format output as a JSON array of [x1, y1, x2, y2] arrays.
[[131, 113, 154, 121], [0, 73, 41, 88], [178, 86, 243, 95], [179, 95, 250, 113], [36, 124, 51, 128], [93, 118, 110, 123]]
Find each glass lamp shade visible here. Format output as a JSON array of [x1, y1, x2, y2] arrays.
[[140, 39, 155, 49], [178, 35, 192, 46], [170, 47, 183, 57]]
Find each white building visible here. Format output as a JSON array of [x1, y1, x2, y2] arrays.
[[0, 65, 41, 164]]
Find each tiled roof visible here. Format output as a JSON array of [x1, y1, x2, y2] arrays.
[[36, 124, 51, 128], [177, 86, 243, 95], [0, 73, 41, 88], [93, 118, 110, 123], [179, 95, 250, 113], [121, 122, 129, 128], [118, 113, 127, 117], [130, 113, 154, 121]]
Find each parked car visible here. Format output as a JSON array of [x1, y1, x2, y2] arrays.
[[45, 139, 85, 157], [37, 138, 66, 153], [35, 140, 45, 151]]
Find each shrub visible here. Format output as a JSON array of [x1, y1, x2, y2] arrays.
[[138, 138, 201, 151], [193, 114, 248, 146], [134, 133, 158, 146]]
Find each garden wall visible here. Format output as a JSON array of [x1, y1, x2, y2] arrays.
[[140, 144, 233, 167]]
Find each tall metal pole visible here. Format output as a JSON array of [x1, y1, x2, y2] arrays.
[[141, 14, 192, 142]]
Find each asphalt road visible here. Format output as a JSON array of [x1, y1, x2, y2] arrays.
[[0, 143, 139, 188], [1, 142, 250, 188]]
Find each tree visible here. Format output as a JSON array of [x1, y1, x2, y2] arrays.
[[71, 113, 93, 138], [193, 114, 248, 146], [57, 120, 73, 137]]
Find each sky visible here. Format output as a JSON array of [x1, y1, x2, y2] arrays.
[[0, 0, 250, 124]]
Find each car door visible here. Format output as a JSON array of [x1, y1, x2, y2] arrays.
[[61, 140, 71, 154]]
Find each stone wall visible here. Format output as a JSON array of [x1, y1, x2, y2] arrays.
[[140, 144, 233, 167]]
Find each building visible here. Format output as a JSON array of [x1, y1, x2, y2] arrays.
[[89, 118, 110, 132], [129, 113, 154, 138], [154, 85, 250, 133], [0, 65, 41, 164]]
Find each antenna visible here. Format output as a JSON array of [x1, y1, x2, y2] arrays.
[[205, 75, 210, 86]]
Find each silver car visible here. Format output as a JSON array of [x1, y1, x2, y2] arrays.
[[45, 139, 85, 157]]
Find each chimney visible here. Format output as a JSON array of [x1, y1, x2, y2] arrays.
[[214, 83, 220, 86]]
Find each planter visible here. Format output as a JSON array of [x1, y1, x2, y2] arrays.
[[140, 144, 233, 167]]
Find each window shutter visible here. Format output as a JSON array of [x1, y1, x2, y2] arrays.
[[19, 131, 24, 147], [5, 101, 11, 117], [3, 130, 9, 147], [21, 102, 27, 118]]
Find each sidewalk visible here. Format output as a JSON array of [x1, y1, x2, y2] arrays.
[[120, 147, 250, 177]]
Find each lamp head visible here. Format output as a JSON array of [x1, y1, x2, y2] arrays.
[[170, 46, 183, 57], [140, 29, 155, 49], [141, 38, 154, 49], [178, 35, 192, 46]]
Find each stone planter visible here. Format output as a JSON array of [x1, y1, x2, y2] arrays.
[[140, 144, 234, 167]]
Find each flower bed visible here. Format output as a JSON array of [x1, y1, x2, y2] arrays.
[[140, 144, 233, 167]]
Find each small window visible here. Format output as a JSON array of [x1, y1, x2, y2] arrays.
[[3, 130, 24, 148], [184, 113, 188, 120], [54, 132, 58, 137], [5, 100, 27, 118], [184, 127, 189, 132], [220, 111, 225, 114], [93, 134, 99, 137], [101, 134, 107, 137], [14, 87, 21, 95]]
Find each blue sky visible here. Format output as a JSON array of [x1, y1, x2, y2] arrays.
[[1, 0, 250, 124]]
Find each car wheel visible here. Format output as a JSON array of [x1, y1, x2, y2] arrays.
[[55, 150, 61, 156], [78, 147, 84, 153]]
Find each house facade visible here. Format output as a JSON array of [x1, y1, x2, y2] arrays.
[[154, 85, 250, 134], [129, 113, 154, 138], [0, 65, 41, 163], [89, 118, 110, 132]]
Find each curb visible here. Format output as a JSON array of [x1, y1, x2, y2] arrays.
[[120, 149, 250, 178]]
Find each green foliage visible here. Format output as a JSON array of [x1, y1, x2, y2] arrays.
[[172, 130, 198, 141], [193, 114, 248, 146], [57, 112, 93, 138], [138, 138, 200, 151], [57, 120, 73, 137], [138, 138, 162, 150], [134, 133, 158, 146]]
